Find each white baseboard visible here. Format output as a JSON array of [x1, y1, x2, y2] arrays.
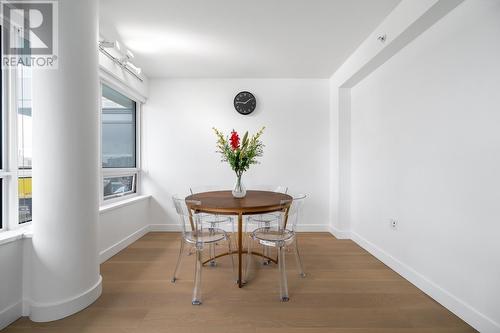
[[28, 275, 102, 323], [351, 231, 500, 333], [328, 225, 351, 239], [0, 301, 22, 330], [295, 224, 330, 232], [99, 225, 150, 263], [149, 224, 182, 232]]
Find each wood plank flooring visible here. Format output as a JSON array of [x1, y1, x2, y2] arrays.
[[4, 232, 476, 332]]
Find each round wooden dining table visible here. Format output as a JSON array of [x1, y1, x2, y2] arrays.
[[185, 190, 292, 288]]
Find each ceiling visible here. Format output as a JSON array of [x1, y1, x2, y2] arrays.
[[100, 0, 401, 79]]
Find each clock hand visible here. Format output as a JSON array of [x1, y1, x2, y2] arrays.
[[235, 98, 254, 105]]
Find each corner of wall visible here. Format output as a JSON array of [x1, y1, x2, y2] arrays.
[[0, 301, 22, 331]]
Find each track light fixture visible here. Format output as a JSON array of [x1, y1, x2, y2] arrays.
[[99, 40, 117, 49], [125, 61, 141, 75], [98, 39, 142, 80]]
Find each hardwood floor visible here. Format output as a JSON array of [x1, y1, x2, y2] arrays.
[[4, 232, 476, 332]]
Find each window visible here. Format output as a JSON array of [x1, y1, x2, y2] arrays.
[[103, 175, 136, 199], [0, 179, 3, 230], [0, 26, 3, 230], [17, 64, 32, 223], [0, 25, 33, 231], [102, 84, 136, 168], [101, 83, 139, 201]]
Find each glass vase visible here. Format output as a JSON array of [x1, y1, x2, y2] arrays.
[[232, 174, 246, 198]]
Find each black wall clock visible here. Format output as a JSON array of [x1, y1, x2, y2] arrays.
[[234, 91, 256, 115]]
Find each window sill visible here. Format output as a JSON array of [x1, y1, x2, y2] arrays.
[[0, 225, 33, 246], [0, 195, 152, 244], [99, 194, 151, 214]]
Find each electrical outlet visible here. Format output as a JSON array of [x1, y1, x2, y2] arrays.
[[390, 219, 398, 230]]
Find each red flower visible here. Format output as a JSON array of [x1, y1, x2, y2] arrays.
[[230, 130, 240, 150]]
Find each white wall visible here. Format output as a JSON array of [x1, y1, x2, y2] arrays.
[[97, 29, 152, 262], [142, 79, 330, 231], [329, 0, 465, 237], [0, 241, 23, 329], [349, 0, 500, 331], [98, 198, 151, 263]]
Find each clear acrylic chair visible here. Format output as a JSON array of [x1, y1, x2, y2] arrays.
[[245, 194, 306, 302], [190, 186, 235, 266], [246, 185, 288, 265], [171, 195, 234, 305]]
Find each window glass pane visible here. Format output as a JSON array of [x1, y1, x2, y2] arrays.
[[0, 27, 2, 171], [18, 177, 32, 224], [101, 85, 136, 168], [18, 65, 32, 169], [0, 179, 3, 229], [1, 25, 3, 228], [17, 59, 32, 224], [103, 175, 136, 199]]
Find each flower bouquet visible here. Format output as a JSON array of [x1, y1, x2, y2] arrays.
[[212, 126, 265, 198]]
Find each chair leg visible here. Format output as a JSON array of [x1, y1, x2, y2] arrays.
[[209, 224, 217, 266], [262, 222, 270, 265], [208, 243, 217, 266], [171, 238, 185, 283], [245, 237, 253, 283], [192, 248, 203, 305], [231, 217, 236, 240], [277, 245, 289, 302], [293, 238, 306, 278], [227, 236, 236, 283], [262, 244, 271, 265]]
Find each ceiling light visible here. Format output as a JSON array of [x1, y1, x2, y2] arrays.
[[99, 40, 122, 52], [99, 40, 116, 48], [125, 61, 141, 75], [98, 39, 142, 80]]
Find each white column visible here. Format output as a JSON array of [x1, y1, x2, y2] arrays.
[[30, 0, 101, 322]]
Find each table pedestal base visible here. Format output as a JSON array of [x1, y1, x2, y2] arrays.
[[202, 250, 278, 266]]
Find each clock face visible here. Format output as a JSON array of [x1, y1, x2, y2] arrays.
[[234, 91, 256, 115]]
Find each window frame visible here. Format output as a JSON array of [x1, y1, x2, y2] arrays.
[[9, 54, 32, 229], [16, 61, 32, 225], [99, 78, 142, 205], [0, 30, 33, 231], [0, 29, 5, 231], [102, 172, 137, 201]]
